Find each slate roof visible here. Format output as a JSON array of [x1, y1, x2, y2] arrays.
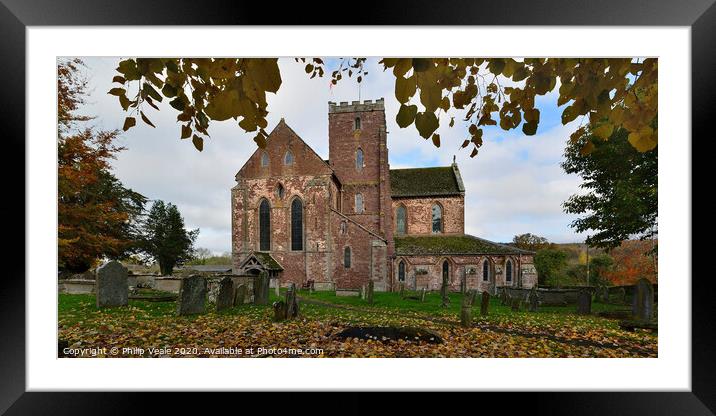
[[252, 252, 284, 271], [390, 165, 465, 198], [179, 265, 232, 273], [395, 234, 533, 256]]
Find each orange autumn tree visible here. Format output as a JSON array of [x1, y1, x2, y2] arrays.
[[603, 240, 657, 286], [58, 59, 146, 272]]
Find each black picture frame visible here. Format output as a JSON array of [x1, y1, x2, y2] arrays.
[[1, 0, 710, 413]]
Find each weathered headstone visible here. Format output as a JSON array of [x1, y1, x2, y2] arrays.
[[215, 277, 234, 312], [440, 274, 450, 307], [95, 261, 129, 308], [234, 284, 247, 306], [500, 289, 509, 306], [480, 291, 490, 316], [176, 274, 207, 315], [460, 290, 476, 327], [528, 288, 539, 312], [420, 287, 426, 303], [286, 283, 299, 318], [576, 289, 592, 315], [460, 276, 466, 294], [632, 278, 654, 321], [366, 280, 374, 304], [275, 280, 280, 297], [272, 300, 287, 321], [360, 285, 366, 300], [399, 282, 405, 298], [510, 298, 521, 312], [253, 271, 270, 305], [617, 287, 626, 304]]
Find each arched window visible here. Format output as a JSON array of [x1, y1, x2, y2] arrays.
[[398, 261, 406, 282], [291, 198, 303, 251], [506, 260, 513, 283], [442, 260, 450, 283], [276, 183, 285, 199], [356, 149, 364, 170], [284, 150, 294, 165], [432, 204, 443, 233], [340, 221, 347, 234], [344, 247, 351, 268], [259, 199, 271, 251], [354, 117, 361, 130], [396, 205, 407, 235], [482, 259, 490, 282], [261, 152, 269, 167], [355, 193, 364, 214]]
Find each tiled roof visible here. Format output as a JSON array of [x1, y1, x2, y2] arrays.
[[395, 234, 533, 256], [253, 252, 284, 271], [390, 165, 465, 198]]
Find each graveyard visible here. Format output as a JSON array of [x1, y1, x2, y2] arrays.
[[58, 262, 657, 358]]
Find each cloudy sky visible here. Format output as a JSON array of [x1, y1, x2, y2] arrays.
[[75, 57, 587, 254]]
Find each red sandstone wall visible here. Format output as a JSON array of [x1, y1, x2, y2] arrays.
[[392, 195, 465, 235]]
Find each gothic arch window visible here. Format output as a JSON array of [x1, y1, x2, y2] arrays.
[[506, 259, 513, 284], [442, 259, 450, 283], [261, 152, 269, 167], [344, 247, 351, 268], [291, 198, 303, 251], [276, 183, 285, 199], [340, 221, 347, 234], [432, 204, 443, 234], [482, 259, 490, 282], [398, 260, 406, 282], [258, 199, 271, 251], [356, 148, 364, 170], [355, 193, 364, 214], [396, 205, 407, 235], [354, 117, 361, 130], [284, 150, 294, 165]]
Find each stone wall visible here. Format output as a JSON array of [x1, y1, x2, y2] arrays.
[[392, 195, 465, 235]]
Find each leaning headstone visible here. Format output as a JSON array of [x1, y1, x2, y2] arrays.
[[632, 278, 654, 321], [576, 289, 592, 315], [253, 271, 270, 305], [272, 300, 287, 321], [480, 291, 490, 316], [234, 284, 247, 306], [215, 277, 234, 312], [420, 287, 427, 303], [460, 290, 476, 327], [366, 280, 374, 304], [286, 283, 299, 319], [528, 288, 539, 312], [96, 261, 129, 308], [176, 274, 207, 316]]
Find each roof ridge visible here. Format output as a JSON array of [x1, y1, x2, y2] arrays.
[[464, 234, 535, 254]]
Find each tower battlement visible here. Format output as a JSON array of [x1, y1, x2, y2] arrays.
[[328, 98, 385, 114]]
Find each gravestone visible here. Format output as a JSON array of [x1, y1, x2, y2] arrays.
[[617, 287, 627, 304], [286, 283, 299, 319], [253, 271, 270, 305], [440, 274, 450, 307], [95, 261, 128, 308], [176, 275, 207, 316], [366, 280, 374, 304], [399, 282, 405, 298], [360, 285, 366, 300], [420, 287, 427, 303], [460, 276, 466, 294], [576, 289, 592, 315], [215, 277, 234, 312], [272, 300, 287, 321], [599, 286, 610, 303], [234, 284, 247, 306], [480, 291, 490, 316], [510, 298, 520, 312], [632, 278, 654, 321], [275, 280, 280, 297], [528, 288, 539, 312], [460, 290, 476, 327], [500, 290, 509, 306]]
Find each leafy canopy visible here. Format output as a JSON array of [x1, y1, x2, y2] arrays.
[[138, 200, 199, 275], [110, 57, 657, 157]]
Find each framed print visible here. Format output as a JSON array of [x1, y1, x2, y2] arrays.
[[2, 0, 712, 413]]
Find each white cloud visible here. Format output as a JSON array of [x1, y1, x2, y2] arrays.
[[77, 57, 588, 252]]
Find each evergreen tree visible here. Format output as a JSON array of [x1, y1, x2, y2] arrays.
[[139, 201, 198, 275]]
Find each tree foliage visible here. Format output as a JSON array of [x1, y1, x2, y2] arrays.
[[512, 233, 550, 251], [138, 200, 199, 275], [58, 59, 147, 272], [603, 240, 657, 285], [534, 249, 568, 287], [109, 57, 657, 157], [562, 124, 657, 250]]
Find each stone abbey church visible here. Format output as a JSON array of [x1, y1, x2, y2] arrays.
[[231, 98, 538, 292]]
